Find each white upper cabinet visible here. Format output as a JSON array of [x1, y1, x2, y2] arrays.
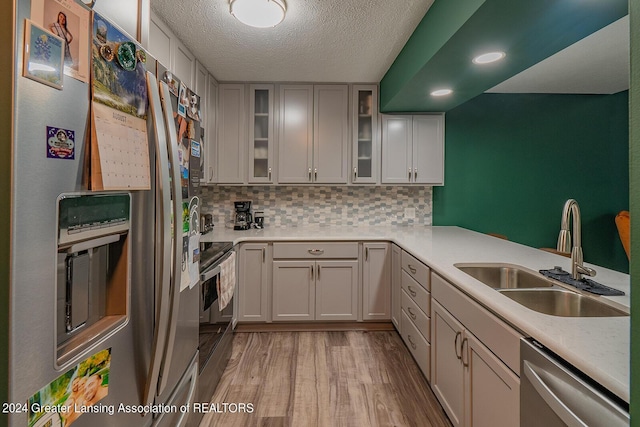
[[217, 84, 247, 184], [352, 85, 379, 183], [413, 115, 444, 184], [313, 85, 349, 184], [194, 61, 208, 129], [382, 114, 444, 185], [172, 39, 195, 89], [148, 12, 171, 69], [249, 84, 275, 183], [204, 74, 218, 184], [278, 85, 314, 183], [148, 11, 195, 89], [278, 85, 349, 184]]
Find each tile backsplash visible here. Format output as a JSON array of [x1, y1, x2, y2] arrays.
[[199, 186, 432, 228]]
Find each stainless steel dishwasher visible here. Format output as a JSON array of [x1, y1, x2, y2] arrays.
[[520, 338, 629, 426]]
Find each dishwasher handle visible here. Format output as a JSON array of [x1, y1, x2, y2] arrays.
[[523, 361, 588, 427]]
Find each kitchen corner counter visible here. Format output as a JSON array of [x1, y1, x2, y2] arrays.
[[201, 225, 630, 403]]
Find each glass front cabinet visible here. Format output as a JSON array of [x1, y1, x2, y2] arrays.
[[249, 84, 274, 183], [352, 85, 379, 183]]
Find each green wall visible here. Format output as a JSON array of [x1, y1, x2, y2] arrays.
[[433, 92, 629, 273]]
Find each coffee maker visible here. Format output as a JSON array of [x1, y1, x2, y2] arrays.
[[234, 201, 253, 230]]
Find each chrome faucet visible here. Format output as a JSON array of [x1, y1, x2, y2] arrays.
[[556, 199, 597, 280]]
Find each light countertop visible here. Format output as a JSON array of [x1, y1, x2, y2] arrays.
[[201, 225, 630, 403]]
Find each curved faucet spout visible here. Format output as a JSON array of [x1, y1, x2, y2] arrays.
[[556, 199, 596, 280]]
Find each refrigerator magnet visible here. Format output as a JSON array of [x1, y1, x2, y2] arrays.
[[23, 19, 64, 90], [47, 126, 75, 159], [178, 82, 188, 117]]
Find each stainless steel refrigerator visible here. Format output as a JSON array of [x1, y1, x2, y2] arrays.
[[3, 1, 201, 426]]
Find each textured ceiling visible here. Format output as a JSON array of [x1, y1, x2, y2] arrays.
[[150, 0, 434, 83]]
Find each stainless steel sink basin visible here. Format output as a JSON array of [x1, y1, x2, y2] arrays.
[[498, 288, 628, 317], [455, 263, 628, 317], [455, 263, 554, 289]]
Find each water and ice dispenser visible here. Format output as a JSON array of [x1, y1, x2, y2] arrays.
[[56, 193, 131, 364]]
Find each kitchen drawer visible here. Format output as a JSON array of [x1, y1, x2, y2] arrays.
[[401, 250, 430, 290], [401, 270, 430, 314], [273, 242, 358, 259], [432, 272, 523, 375], [401, 289, 430, 342], [401, 309, 431, 381]]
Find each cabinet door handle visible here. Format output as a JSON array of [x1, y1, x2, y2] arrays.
[[262, 247, 265, 262], [462, 337, 469, 367], [209, 167, 214, 181], [407, 286, 417, 297], [268, 167, 272, 181], [314, 168, 318, 181], [408, 264, 417, 274], [414, 169, 417, 181], [408, 168, 412, 180], [308, 249, 324, 255], [308, 167, 312, 181], [408, 335, 417, 350], [310, 265, 314, 280], [317, 264, 320, 280], [408, 307, 417, 320], [454, 331, 462, 360], [354, 167, 357, 180], [365, 247, 369, 261]]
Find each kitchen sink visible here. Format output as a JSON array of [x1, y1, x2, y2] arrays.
[[455, 263, 628, 317], [455, 263, 554, 289], [497, 288, 628, 317]]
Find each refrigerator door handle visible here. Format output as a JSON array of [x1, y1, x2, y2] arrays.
[[143, 72, 173, 407], [157, 80, 185, 395]]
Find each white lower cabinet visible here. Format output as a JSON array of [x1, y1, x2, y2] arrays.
[[237, 243, 270, 322], [361, 242, 390, 320], [272, 260, 316, 321], [431, 276, 521, 427], [272, 242, 359, 321], [390, 244, 402, 330]]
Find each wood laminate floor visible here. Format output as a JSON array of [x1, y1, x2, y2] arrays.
[[199, 331, 452, 427]]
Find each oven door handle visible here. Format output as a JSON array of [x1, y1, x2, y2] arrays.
[[201, 265, 221, 282], [201, 251, 234, 282]]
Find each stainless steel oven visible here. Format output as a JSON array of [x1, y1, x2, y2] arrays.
[[520, 338, 629, 427], [188, 242, 235, 427]]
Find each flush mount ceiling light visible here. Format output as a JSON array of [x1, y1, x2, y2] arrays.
[[230, 0, 287, 28], [473, 51, 506, 64], [431, 89, 453, 97]]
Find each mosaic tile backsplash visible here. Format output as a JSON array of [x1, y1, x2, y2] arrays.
[[199, 186, 432, 228]]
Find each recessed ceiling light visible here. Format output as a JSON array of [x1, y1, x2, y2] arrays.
[[431, 89, 452, 97], [473, 51, 506, 64], [230, 0, 287, 28]]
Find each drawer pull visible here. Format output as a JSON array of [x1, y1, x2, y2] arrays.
[[408, 307, 417, 320], [454, 331, 462, 360], [408, 264, 417, 274], [408, 335, 417, 350], [308, 249, 324, 255], [407, 286, 417, 297]]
